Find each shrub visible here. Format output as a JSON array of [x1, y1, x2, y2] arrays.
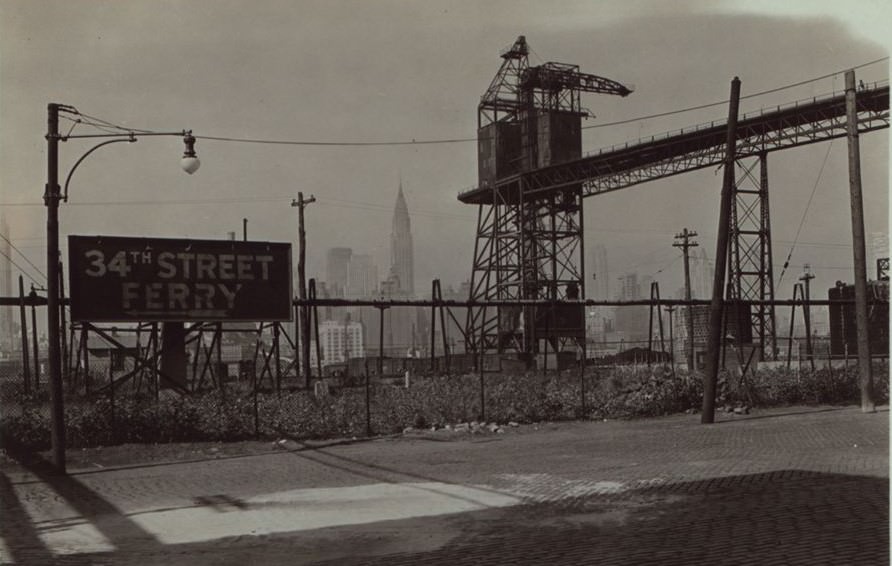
[[1, 361, 887, 452]]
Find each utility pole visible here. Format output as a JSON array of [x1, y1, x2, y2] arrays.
[[45, 102, 66, 471], [673, 228, 698, 373], [703, 77, 741, 424], [844, 69, 876, 413], [30, 286, 40, 387], [18, 275, 31, 394], [666, 305, 676, 378], [291, 193, 316, 389], [799, 265, 815, 371]]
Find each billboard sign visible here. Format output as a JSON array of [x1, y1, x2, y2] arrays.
[[68, 235, 292, 322]]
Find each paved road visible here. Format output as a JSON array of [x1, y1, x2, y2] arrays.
[[1, 405, 888, 565]]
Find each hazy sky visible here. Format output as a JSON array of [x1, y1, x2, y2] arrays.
[[0, 0, 888, 301]]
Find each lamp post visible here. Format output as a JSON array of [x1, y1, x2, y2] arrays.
[[45, 103, 199, 473]]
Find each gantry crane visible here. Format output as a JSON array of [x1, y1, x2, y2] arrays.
[[465, 35, 632, 363], [462, 37, 888, 366]]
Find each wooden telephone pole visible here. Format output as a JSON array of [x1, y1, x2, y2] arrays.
[[844, 69, 876, 413], [673, 228, 699, 373], [291, 192, 316, 388]]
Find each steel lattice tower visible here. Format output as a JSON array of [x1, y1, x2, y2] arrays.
[[727, 154, 777, 360], [463, 37, 632, 362], [458, 50, 887, 362]]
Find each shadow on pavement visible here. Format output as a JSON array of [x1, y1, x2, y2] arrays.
[[0, 471, 56, 564], [3, 452, 165, 564], [283, 441, 516, 509], [1, 462, 888, 565], [714, 405, 887, 424], [45, 434, 389, 478], [303, 469, 890, 566]]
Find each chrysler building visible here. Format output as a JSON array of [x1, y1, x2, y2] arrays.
[[389, 181, 414, 296]]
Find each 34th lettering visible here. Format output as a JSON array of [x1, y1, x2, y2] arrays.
[[82, 249, 273, 281]]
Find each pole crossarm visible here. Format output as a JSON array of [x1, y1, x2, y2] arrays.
[[459, 83, 889, 205]]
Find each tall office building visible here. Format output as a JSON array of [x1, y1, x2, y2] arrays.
[[691, 248, 714, 299], [615, 272, 648, 345], [390, 182, 414, 296], [589, 244, 609, 300], [325, 247, 352, 298], [617, 273, 641, 300], [0, 214, 13, 352], [317, 319, 364, 366], [347, 254, 378, 298]]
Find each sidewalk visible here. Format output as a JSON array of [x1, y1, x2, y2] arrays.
[[1, 405, 888, 565]]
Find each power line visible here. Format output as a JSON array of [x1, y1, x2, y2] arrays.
[[0, 194, 479, 222], [60, 56, 888, 147], [0, 232, 47, 282], [196, 134, 477, 147], [582, 56, 889, 130], [0, 247, 43, 287], [777, 140, 835, 287]]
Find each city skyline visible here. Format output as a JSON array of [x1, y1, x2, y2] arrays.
[[0, 2, 887, 318]]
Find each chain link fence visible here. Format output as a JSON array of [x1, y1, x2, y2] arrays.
[[0, 301, 887, 452]]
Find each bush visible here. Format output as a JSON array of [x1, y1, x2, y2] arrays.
[[1, 361, 887, 452]]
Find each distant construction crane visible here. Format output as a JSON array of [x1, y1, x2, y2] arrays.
[[464, 35, 633, 364]]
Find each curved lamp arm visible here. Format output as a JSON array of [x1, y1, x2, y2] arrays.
[[62, 134, 137, 202]]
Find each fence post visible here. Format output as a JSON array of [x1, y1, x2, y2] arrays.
[[60, 261, 69, 386], [83, 326, 92, 395], [430, 280, 437, 373], [18, 276, 31, 395], [365, 359, 372, 437], [479, 349, 485, 423], [579, 338, 586, 418], [31, 294, 39, 388], [108, 362, 116, 445], [377, 306, 386, 378], [252, 358, 259, 437], [274, 323, 281, 395]]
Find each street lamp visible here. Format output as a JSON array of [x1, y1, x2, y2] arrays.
[[45, 102, 198, 473]]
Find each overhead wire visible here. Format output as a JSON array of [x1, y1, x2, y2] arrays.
[[0, 233, 47, 282], [59, 115, 124, 137], [0, 247, 43, 287], [648, 254, 682, 279], [776, 140, 834, 288], [59, 56, 888, 148], [74, 110, 155, 134], [581, 56, 889, 130], [195, 134, 477, 147]]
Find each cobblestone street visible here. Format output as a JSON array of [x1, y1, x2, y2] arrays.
[[1, 405, 888, 565]]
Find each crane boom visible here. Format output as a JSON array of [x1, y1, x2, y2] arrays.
[[521, 62, 632, 98]]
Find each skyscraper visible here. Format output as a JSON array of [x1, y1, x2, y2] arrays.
[[347, 254, 378, 298], [691, 248, 714, 299], [326, 247, 352, 298], [589, 244, 609, 300], [617, 273, 641, 300], [390, 181, 414, 296]]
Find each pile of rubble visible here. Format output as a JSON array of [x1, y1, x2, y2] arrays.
[[402, 420, 522, 436]]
